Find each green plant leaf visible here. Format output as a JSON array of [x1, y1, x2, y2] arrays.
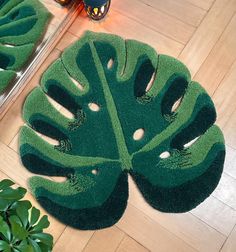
[[0, 216, 11, 241], [16, 204, 29, 228], [13, 249, 21, 252], [29, 207, 40, 226], [0, 182, 29, 212], [9, 216, 28, 240], [30, 233, 53, 247], [0, 198, 11, 211], [10, 200, 32, 215], [0, 179, 14, 190], [3, 248, 11, 252], [9, 215, 23, 226], [28, 239, 41, 252], [18, 246, 34, 252], [0, 240, 10, 251], [0, 187, 26, 200], [19, 31, 225, 230], [32, 216, 49, 232], [15, 240, 34, 252], [38, 242, 52, 252]]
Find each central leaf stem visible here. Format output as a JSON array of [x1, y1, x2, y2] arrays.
[[90, 41, 132, 170]]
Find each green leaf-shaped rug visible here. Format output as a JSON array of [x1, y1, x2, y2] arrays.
[[19, 31, 225, 230], [0, 0, 51, 93]]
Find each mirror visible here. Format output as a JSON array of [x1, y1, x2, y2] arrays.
[[0, 0, 82, 116]]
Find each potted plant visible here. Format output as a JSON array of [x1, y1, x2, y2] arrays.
[[0, 179, 53, 252]]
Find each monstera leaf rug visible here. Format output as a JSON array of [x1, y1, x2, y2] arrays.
[[19, 31, 225, 230], [0, 0, 51, 93]]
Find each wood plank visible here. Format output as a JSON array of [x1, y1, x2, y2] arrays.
[[53, 226, 94, 252], [0, 140, 34, 188], [69, 10, 184, 58], [223, 109, 236, 149], [8, 129, 19, 152], [56, 31, 78, 51], [213, 173, 236, 210], [116, 235, 149, 252], [179, 0, 236, 76], [138, 0, 206, 26], [116, 204, 197, 252], [0, 170, 8, 181], [224, 145, 236, 180], [112, 0, 195, 44], [83, 227, 125, 252], [194, 14, 236, 96], [185, 0, 214, 10], [128, 177, 226, 252], [221, 225, 236, 252], [213, 60, 236, 129], [191, 196, 236, 236], [0, 49, 61, 146]]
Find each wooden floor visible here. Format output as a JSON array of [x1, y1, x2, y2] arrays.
[[0, 0, 236, 251]]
